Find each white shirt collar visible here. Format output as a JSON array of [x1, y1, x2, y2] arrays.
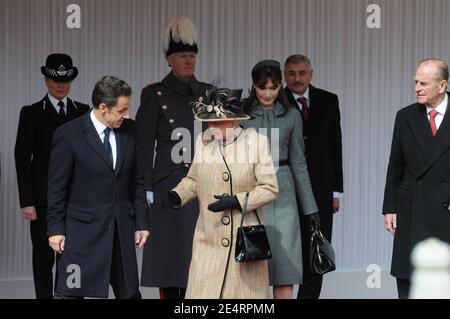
[[47, 93, 68, 108], [90, 109, 108, 136], [426, 93, 448, 115], [292, 86, 310, 103]]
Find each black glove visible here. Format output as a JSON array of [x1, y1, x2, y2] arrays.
[[308, 212, 321, 232], [207, 195, 241, 212], [158, 191, 181, 209]]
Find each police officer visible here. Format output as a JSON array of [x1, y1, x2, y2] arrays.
[[14, 53, 89, 298], [137, 17, 210, 299]]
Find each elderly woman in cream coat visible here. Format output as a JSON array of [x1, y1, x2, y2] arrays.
[[161, 88, 278, 298]]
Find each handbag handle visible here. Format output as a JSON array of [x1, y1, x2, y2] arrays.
[[240, 192, 262, 228], [311, 229, 325, 263]]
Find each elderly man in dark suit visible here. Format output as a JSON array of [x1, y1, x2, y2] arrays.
[[383, 58, 450, 299], [284, 54, 343, 299], [47, 76, 150, 299], [14, 53, 89, 299]]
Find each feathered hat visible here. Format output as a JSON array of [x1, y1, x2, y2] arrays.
[[191, 87, 251, 122], [163, 16, 198, 57]]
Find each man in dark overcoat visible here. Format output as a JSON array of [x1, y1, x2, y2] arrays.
[[47, 76, 150, 298], [383, 59, 450, 299], [284, 54, 344, 299]]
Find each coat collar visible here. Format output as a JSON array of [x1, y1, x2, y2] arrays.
[[114, 126, 128, 176], [410, 92, 450, 178], [161, 72, 202, 97], [82, 112, 128, 173], [41, 95, 78, 117], [285, 85, 317, 116], [82, 112, 113, 170], [250, 102, 286, 117]]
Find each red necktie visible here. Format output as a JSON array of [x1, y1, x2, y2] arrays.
[[297, 97, 309, 121], [429, 110, 438, 137]]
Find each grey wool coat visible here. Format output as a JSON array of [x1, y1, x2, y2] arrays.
[[242, 102, 318, 284]]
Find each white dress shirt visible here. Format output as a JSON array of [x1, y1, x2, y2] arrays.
[[292, 88, 310, 110], [47, 94, 68, 114], [90, 110, 117, 169], [426, 93, 448, 130]]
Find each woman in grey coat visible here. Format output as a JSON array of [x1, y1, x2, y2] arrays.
[[242, 59, 320, 299]]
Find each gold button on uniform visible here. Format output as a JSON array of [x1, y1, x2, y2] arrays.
[[162, 105, 167, 110], [221, 238, 230, 247], [157, 91, 162, 96], [169, 119, 174, 124]]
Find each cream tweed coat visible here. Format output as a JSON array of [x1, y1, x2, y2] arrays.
[[172, 127, 278, 299]]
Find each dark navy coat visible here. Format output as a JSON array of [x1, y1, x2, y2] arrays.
[[47, 113, 149, 297]]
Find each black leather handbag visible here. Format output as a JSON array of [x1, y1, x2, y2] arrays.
[[235, 193, 272, 262], [310, 229, 336, 275]]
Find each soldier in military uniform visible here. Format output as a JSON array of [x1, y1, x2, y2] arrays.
[[14, 53, 89, 298], [137, 17, 210, 299]]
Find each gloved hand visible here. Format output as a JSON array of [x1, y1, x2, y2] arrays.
[[308, 212, 321, 232], [207, 195, 241, 212], [158, 191, 181, 209]]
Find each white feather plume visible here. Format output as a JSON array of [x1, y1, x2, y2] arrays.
[[163, 16, 198, 53]]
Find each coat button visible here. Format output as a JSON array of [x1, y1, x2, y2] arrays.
[[157, 91, 162, 96], [162, 105, 167, 110], [221, 238, 230, 247], [169, 118, 175, 124], [442, 202, 449, 208], [184, 164, 189, 168], [108, 225, 112, 230], [222, 172, 230, 181], [222, 216, 230, 225]]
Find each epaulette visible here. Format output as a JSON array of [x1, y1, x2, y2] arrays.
[[144, 81, 162, 90]]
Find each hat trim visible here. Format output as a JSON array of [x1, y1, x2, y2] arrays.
[[41, 66, 78, 81], [194, 114, 251, 122]]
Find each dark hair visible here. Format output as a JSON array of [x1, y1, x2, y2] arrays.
[[92, 76, 132, 108], [243, 65, 291, 115]]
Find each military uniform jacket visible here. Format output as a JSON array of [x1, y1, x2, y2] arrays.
[[136, 72, 211, 288], [14, 95, 89, 208]]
